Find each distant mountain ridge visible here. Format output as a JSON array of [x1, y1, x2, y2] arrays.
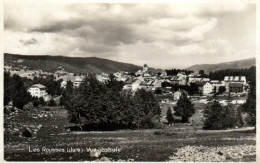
[[186, 58, 256, 73], [4, 53, 144, 74]]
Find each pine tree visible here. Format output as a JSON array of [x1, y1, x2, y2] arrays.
[[174, 93, 195, 123]]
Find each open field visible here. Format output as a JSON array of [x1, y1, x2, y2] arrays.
[[4, 104, 256, 161]]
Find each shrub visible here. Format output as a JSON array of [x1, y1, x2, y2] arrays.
[[21, 128, 32, 137], [155, 88, 162, 94], [33, 100, 39, 108], [218, 86, 226, 94], [166, 108, 174, 124], [48, 99, 56, 106], [44, 107, 50, 111], [39, 97, 45, 106]]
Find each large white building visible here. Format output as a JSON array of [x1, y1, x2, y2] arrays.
[[28, 84, 47, 98], [73, 77, 84, 87], [196, 81, 213, 95], [224, 76, 246, 92]]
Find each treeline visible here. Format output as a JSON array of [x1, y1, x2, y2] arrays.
[[4, 53, 141, 74], [62, 75, 161, 131], [209, 66, 256, 82], [165, 69, 194, 76]]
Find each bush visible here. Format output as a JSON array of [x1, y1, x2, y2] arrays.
[[39, 97, 45, 106], [44, 107, 50, 111], [155, 88, 162, 94], [33, 100, 39, 108], [21, 128, 32, 137], [166, 108, 174, 124], [48, 99, 56, 106], [218, 86, 226, 94], [203, 101, 244, 130]]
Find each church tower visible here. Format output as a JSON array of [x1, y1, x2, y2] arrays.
[[143, 63, 148, 72]]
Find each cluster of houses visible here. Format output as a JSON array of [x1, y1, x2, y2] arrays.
[[115, 64, 248, 96], [27, 64, 249, 103]]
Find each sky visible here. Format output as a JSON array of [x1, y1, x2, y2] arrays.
[[4, 1, 256, 69]]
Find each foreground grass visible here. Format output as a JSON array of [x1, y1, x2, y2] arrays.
[[4, 106, 256, 161]]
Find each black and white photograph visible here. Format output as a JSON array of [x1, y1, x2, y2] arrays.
[[3, 0, 257, 162]]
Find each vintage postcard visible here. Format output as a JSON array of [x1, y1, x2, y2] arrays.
[[2, 0, 258, 162]]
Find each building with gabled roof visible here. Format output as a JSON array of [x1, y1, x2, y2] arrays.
[[28, 84, 47, 98], [73, 76, 84, 87], [195, 81, 212, 95]]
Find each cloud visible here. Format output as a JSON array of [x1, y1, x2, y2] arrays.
[[4, 2, 255, 68], [19, 38, 38, 46]]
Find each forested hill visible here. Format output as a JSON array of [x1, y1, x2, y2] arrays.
[[186, 58, 256, 73], [4, 53, 143, 74]]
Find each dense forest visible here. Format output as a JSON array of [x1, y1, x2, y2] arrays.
[[4, 53, 142, 74]]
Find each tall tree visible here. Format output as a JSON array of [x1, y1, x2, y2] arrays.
[[199, 70, 204, 76], [218, 86, 226, 94], [174, 93, 195, 123]]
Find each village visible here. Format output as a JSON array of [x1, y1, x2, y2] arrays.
[[4, 62, 250, 126], [8, 63, 248, 109]]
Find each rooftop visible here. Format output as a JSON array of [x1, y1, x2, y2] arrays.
[[31, 84, 46, 89]]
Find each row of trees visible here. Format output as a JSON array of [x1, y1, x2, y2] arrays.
[[62, 74, 161, 130], [203, 101, 244, 129], [165, 69, 194, 76], [208, 66, 256, 81], [165, 96, 249, 130]]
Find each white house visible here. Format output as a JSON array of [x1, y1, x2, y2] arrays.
[[28, 84, 47, 98], [196, 81, 212, 95], [160, 71, 167, 77], [60, 80, 67, 89], [131, 79, 143, 92], [73, 77, 84, 87]]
